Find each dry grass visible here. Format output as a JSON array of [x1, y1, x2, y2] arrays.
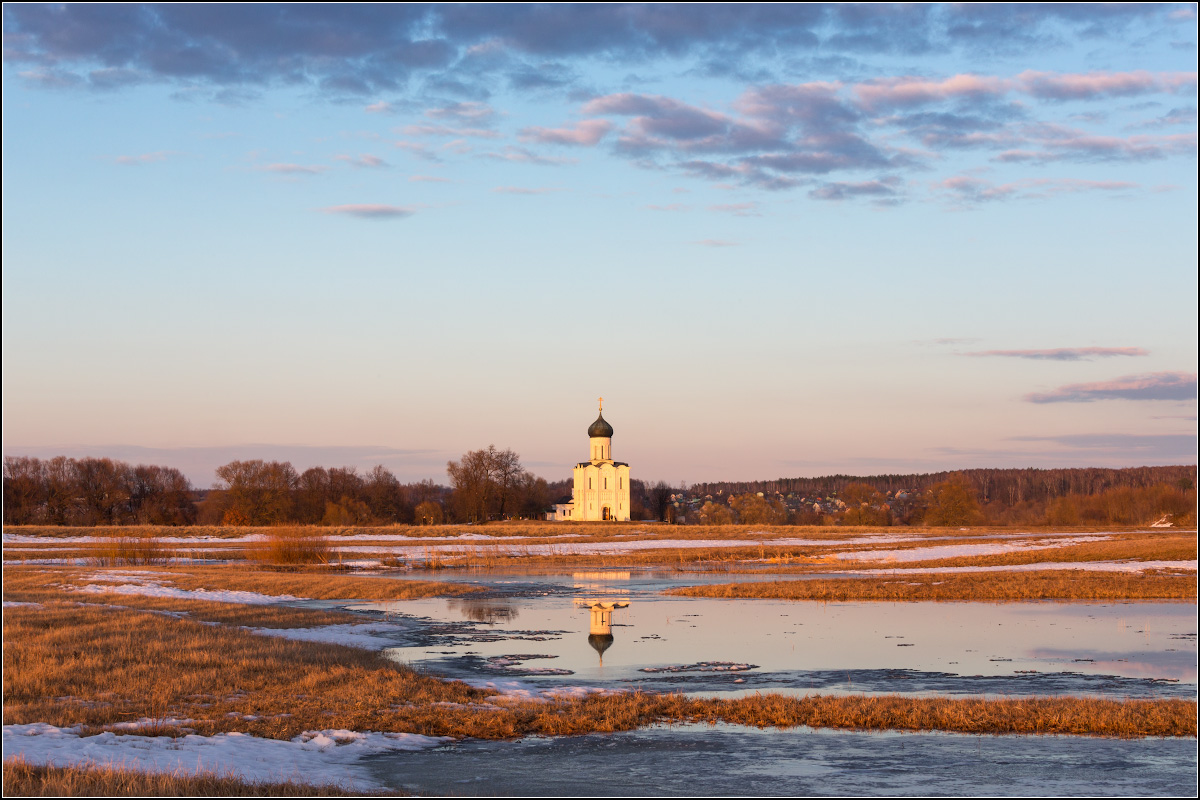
[[81, 595, 362, 628], [252, 529, 333, 566], [862, 532, 1197, 571], [0, 565, 481, 605], [91, 536, 170, 566], [2, 601, 1193, 741], [668, 570, 1197, 602], [1, 756, 366, 797]]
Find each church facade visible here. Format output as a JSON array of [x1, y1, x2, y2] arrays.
[[550, 400, 631, 521]]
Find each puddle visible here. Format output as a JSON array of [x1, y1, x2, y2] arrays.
[[365, 723, 1197, 796], [335, 570, 1197, 700]]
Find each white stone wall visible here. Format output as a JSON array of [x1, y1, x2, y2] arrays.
[[573, 452, 631, 521]]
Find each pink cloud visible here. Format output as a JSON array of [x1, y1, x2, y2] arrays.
[[850, 70, 1196, 110], [1025, 372, 1197, 403], [965, 347, 1150, 361], [518, 119, 613, 146], [854, 74, 1010, 110], [319, 204, 416, 219], [1017, 70, 1196, 100]]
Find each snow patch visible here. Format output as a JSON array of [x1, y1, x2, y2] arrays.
[[3, 723, 450, 792], [246, 622, 406, 650]]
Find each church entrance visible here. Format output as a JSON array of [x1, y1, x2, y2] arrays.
[[602, 506, 612, 521]]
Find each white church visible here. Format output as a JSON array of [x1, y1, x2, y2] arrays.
[[547, 399, 631, 521]]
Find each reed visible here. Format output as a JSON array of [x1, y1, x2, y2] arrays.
[[252, 529, 333, 566], [92, 536, 169, 566]]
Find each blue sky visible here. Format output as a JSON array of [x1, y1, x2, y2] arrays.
[[3, 4, 1196, 488]]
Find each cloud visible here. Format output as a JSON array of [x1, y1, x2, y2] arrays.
[[4, 5, 1186, 100], [965, 347, 1150, 361], [852, 70, 1196, 111], [518, 119, 613, 146], [936, 175, 1137, 205], [1016, 70, 1196, 101], [696, 239, 739, 247], [809, 176, 903, 201], [409, 174, 451, 183], [990, 131, 1196, 165], [1025, 372, 1197, 403], [333, 154, 389, 169], [424, 100, 495, 123], [319, 204, 416, 219], [6, 6, 1193, 203], [258, 163, 328, 175]]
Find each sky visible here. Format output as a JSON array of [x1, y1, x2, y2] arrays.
[[2, 3, 1197, 489]]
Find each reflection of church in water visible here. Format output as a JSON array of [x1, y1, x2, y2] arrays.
[[548, 399, 631, 521], [576, 600, 630, 665]]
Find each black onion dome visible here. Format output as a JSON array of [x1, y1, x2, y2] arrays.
[[588, 412, 614, 438]]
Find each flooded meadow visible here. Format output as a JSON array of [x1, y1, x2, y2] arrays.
[[3, 525, 1196, 794]]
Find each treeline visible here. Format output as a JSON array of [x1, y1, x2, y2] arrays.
[[686, 466, 1196, 527], [200, 460, 453, 526], [692, 466, 1196, 506], [3, 456, 195, 526]]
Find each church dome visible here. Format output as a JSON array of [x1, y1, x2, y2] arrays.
[[588, 412, 614, 438]]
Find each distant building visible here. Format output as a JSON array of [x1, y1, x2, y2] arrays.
[[549, 399, 631, 521], [547, 495, 575, 521]]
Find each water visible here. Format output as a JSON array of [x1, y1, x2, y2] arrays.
[[366, 723, 1197, 797], [327, 568, 1196, 795], [343, 569, 1195, 699]]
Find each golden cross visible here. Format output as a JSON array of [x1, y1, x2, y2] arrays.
[[598, 396, 603, 412]]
